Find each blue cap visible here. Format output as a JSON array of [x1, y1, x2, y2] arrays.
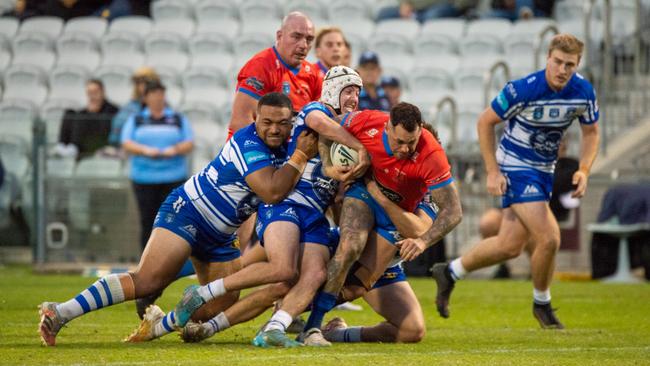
[[380, 75, 400, 88], [358, 51, 380, 66]]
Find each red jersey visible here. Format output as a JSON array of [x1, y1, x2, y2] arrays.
[[236, 47, 323, 111], [341, 110, 453, 213]]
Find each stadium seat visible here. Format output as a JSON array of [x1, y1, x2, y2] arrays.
[[338, 18, 375, 41], [11, 49, 56, 71], [145, 51, 190, 73], [195, 18, 240, 39], [4, 83, 48, 105], [48, 65, 90, 106], [460, 53, 505, 72], [56, 48, 101, 71], [191, 119, 228, 156], [75, 156, 123, 178], [0, 16, 19, 38], [381, 66, 409, 90], [510, 18, 558, 39], [94, 65, 133, 105], [46, 157, 76, 178], [328, 0, 370, 20], [189, 32, 233, 56], [100, 31, 143, 55], [413, 54, 461, 75], [151, 0, 194, 20], [144, 32, 187, 55], [239, 0, 282, 20], [456, 107, 483, 147], [12, 32, 53, 53], [183, 66, 229, 91], [180, 101, 219, 124], [108, 16, 153, 36], [184, 84, 229, 105], [0, 41, 10, 69], [379, 52, 414, 74], [153, 66, 180, 89], [375, 18, 420, 40], [0, 99, 38, 146], [0, 138, 29, 183], [285, 0, 328, 23], [165, 83, 183, 109], [102, 49, 145, 70], [408, 67, 453, 95], [459, 34, 503, 56], [554, 0, 584, 23], [191, 53, 234, 75], [241, 19, 279, 36], [465, 19, 512, 41], [152, 18, 196, 39], [56, 33, 98, 54], [420, 18, 466, 42], [0, 172, 17, 228], [194, 0, 239, 22], [368, 33, 413, 57], [63, 16, 108, 40], [504, 36, 537, 76], [18, 16, 64, 39], [414, 33, 457, 57], [4, 63, 47, 88], [232, 33, 275, 59]]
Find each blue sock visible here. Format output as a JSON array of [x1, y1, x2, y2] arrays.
[[175, 259, 195, 279], [304, 291, 337, 331]]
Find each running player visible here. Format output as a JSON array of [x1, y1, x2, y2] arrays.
[[228, 12, 322, 136], [37, 93, 317, 346], [431, 33, 599, 329], [304, 102, 463, 335]]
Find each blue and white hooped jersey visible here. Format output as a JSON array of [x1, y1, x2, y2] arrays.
[[492, 69, 598, 174], [284, 101, 339, 213], [181, 123, 288, 235]]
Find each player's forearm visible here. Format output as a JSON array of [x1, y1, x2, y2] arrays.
[[418, 184, 462, 247], [262, 155, 306, 203], [319, 135, 334, 168], [308, 114, 365, 154], [477, 112, 500, 174], [373, 192, 429, 238], [578, 124, 600, 174]]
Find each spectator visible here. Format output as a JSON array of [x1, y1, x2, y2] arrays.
[[356, 51, 390, 111], [341, 39, 352, 67], [109, 67, 160, 147], [381, 75, 403, 108], [2, 0, 42, 20], [376, 0, 478, 23], [120, 81, 194, 251], [54, 79, 118, 160], [484, 0, 555, 20], [314, 27, 346, 78]]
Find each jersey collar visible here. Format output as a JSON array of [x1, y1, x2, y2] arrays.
[[316, 60, 328, 74], [382, 127, 393, 157], [273, 46, 301, 75]]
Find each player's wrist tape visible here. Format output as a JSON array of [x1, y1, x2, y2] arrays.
[[287, 151, 308, 172]]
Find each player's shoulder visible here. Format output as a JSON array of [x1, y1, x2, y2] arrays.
[[232, 124, 264, 149], [420, 128, 445, 154], [300, 101, 331, 117], [241, 48, 276, 69], [569, 72, 596, 96], [509, 69, 545, 97], [342, 109, 387, 128], [300, 60, 321, 77]]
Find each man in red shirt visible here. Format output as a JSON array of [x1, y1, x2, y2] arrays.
[[228, 11, 323, 137], [303, 102, 463, 333]]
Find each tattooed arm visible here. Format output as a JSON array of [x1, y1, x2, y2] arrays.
[[397, 182, 463, 261]]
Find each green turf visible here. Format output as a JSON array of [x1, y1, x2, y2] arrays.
[[1, 264, 648, 365]]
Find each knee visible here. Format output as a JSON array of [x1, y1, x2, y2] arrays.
[[398, 323, 426, 343], [268, 282, 292, 300], [271, 265, 299, 283], [537, 235, 561, 252], [499, 242, 525, 260], [131, 270, 167, 297], [479, 209, 502, 238], [302, 267, 327, 288]]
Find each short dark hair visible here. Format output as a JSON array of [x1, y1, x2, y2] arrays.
[[257, 92, 294, 113], [86, 78, 104, 91], [389, 102, 423, 132], [144, 80, 166, 95]]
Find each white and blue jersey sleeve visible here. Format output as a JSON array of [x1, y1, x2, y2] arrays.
[[181, 124, 288, 235], [492, 70, 599, 174], [284, 101, 339, 212]]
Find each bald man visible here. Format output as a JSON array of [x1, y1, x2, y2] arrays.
[[228, 12, 323, 137]]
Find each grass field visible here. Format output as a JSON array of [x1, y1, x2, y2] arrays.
[[1, 264, 649, 365]]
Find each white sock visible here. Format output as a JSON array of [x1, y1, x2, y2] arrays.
[[533, 288, 551, 305], [56, 273, 128, 321], [264, 310, 293, 332], [153, 311, 176, 338], [449, 258, 467, 281], [204, 312, 231, 336], [197, 278, 226, 302], [326, 327, 362, 342]]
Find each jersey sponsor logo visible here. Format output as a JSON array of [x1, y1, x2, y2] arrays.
[[165, 213, 175, 223], [522, 184, 541, 197], [280, 207, 298, 219], [529, 128, 563, 158], [366, 128, 379, 138], [181, 224, 197, 239], [527, 76, 537, 84], [173, 196, 186, 213], [244, 151, 269, 164], [496, 91, 509, 110], [245, 77, 264, 92], [377, 181, 403, 203], [282, 81, 291, 95], [244, 139, 259, 147]]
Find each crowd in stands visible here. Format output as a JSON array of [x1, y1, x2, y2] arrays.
[[2, 0, 150, 21]]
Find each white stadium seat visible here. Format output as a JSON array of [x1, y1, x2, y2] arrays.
[[180, 101, 219, 124], [328, 0, 370, 20], [12, 32, 53, 53], [0, 16, 19, 38], [195, 18, 240, 39], [414, 33, 457, 57], [144, 32, 187, 55], [100, 31, 143, 55], [56, 48, 101, 71], [18, 16, 64, 39], [152, 18, 196, 39], [151, 0, 194, 20], [145, 51, 190, 73], [420, 18, 466, 42], [108, 16, 153, 36], [466, 18, 513, 41], [11, 49, 56, 71], [94, 65, 133, 105], [194, 0, 239, 22], [375, 18, 420, 39], [48, 65, 90, 105], [63, 16, 108, 39], [56, 33, 98, 54], [189, 33, 233, 56], [459, 34, 503, 56], [102, 50, 145, 70], [239, 0, 282, 20]]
